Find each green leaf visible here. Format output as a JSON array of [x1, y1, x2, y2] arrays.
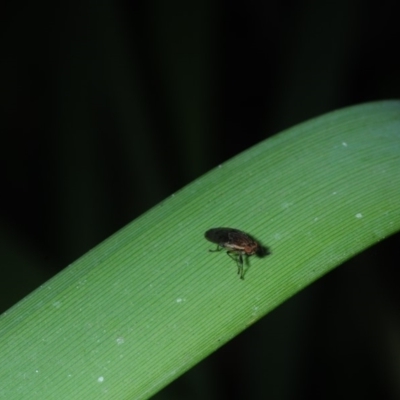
[[1, 100, 400, 399]]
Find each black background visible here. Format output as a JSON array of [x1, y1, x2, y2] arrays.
[[1, 1, 400, 399]]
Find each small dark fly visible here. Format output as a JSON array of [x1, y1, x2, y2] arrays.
[[205, 227, 260, 280]]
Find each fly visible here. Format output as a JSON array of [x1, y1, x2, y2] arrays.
[[205, 227, 260, 280]]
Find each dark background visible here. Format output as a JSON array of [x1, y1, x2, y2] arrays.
[[1, 1, 400, 399]]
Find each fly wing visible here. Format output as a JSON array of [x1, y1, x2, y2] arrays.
[[227, 229, 250, 247], [227, 229, 258, 255], [205, 228, 232, 245]]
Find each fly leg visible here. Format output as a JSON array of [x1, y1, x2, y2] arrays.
[[209, 244, 223, 252], [237, 254, 244, 280], [227, 251, 245, 280]]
